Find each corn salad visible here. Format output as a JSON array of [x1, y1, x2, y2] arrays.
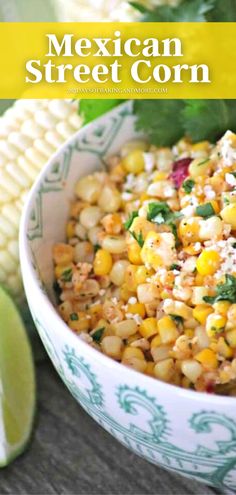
[[53, 130, 236, 395]]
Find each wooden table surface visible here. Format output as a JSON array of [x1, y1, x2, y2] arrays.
[[0, 361, 219, 495]]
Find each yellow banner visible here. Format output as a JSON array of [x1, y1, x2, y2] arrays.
[[1, 22, 236, 98]]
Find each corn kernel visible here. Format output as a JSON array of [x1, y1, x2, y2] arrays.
[[158, 316, 178, 344], [221, 203, 236, 229], [196, 250, 220, 276], [178, 217, 200, 245], [120, 283, 135, 302], [191, 141, 210, 152], [122, 150, 145, 174], [53, 243, 74, 265], [122, 357, 147, 373], [181, 360, 203, 383], [193, 305, 214, 325], [128, 242, 142, 265], [93, 249, 112, 276], [140, 318, 158, 339], [122, 346, 145, 361], [184, 329, 194, 338], [101, 336, 123, 360], [206, 313, 227, 338], [215, 337, 234, 358], [66, 220, 76, 239], [127, 302, 146, 318], [125, 265, 139, 291], [68, 312, 90, 333], [226, 329, 236, 348], [195, 348, 218, 369], [153, 171, 168, 181], [55, 263, 73, 279], [209, 200, 220, 214], [145, 362, 155, 376], [188, 158, 212, 178], [151, 334, 162, 348], [184, 244, 202, 255], [213, 301, 231, 316], [135, 265, 152, 285], [154, 358, 174, 382]]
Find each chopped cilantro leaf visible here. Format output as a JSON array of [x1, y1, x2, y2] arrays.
[[124, 211, 139, 230], [94, 244, 101, 253], [147, 202, 170, 222], [196, 202, 215, 218], [80, 99, 121, 125], [61, 268, 73, 282], [170, 315, 184, 325], [203, 274, 236, 304], [147, 201, 181, 246], [182, 179, 195, 194], [170, 263, 181, 271], [92, 327, 105, 343], [130, 230, 144, 248], [70, 313, 79, 321]]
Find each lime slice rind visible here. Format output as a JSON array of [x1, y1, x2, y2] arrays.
[[0, 286, 35, 466]]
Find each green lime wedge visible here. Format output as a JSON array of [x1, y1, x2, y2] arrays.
[[0, 286, 35, 466]]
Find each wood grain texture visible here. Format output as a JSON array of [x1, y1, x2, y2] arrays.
[[0, 362, 219, 495]]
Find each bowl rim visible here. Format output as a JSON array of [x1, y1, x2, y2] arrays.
[[19, 103, 236, 407]]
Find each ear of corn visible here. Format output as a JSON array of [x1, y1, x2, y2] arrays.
[[0, 99, 82, 300]]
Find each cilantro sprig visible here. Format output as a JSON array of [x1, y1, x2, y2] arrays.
[[196, 202, 215, 218], [130, 230, 144, 247], [182, 179, 195, 194], [203, 275, 236, 304], [124, 211, 139, 230], [79, 1, 236, 146], [147, 201, 182, 245], [92, 327, 105, 343]]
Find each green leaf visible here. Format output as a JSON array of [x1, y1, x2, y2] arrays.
[[196, 202, 215, 218], [147, 201, 181, 246], [147, 202, 171, 222], [61, 268, 73, 282], [94, 244, 101, 253], [129, 1, 149, 14], [80, 99, 122, 125], [92, 327, 105, 343], [134, 100, 185, 147], [70, 313, 79, 321], [207, 0, 236, 21], [203, 274, 236, 304], [140, 0, 215, 22], [182, 100, 236, 142], [170, 264, 181, 271], [130, 230, 144, 247], [124, 211, 139, 230], [182, 179, 195, 194], [170, 315, 184, 325]]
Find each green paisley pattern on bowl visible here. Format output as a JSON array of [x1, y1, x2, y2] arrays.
[[32, 315, 236, 491], [23, 102, 236, 491]]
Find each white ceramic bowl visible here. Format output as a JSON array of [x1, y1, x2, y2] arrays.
[[20, 102, 236, 492]]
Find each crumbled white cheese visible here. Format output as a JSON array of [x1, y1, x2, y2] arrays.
[[204, 185, 216, 199], [125, 313, 142, 325], [79, 333, 93, 344], [181, 205, 196, 217], [99, 289, 106, 296], [128, 297, 137, 305], [130, 338, 150, 350], [207, 237, 236, 279], [143, 152, 155, 173], [122, 192, 134, 201], [225, 173, 236, 187], [219, 130, 236, 166]]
